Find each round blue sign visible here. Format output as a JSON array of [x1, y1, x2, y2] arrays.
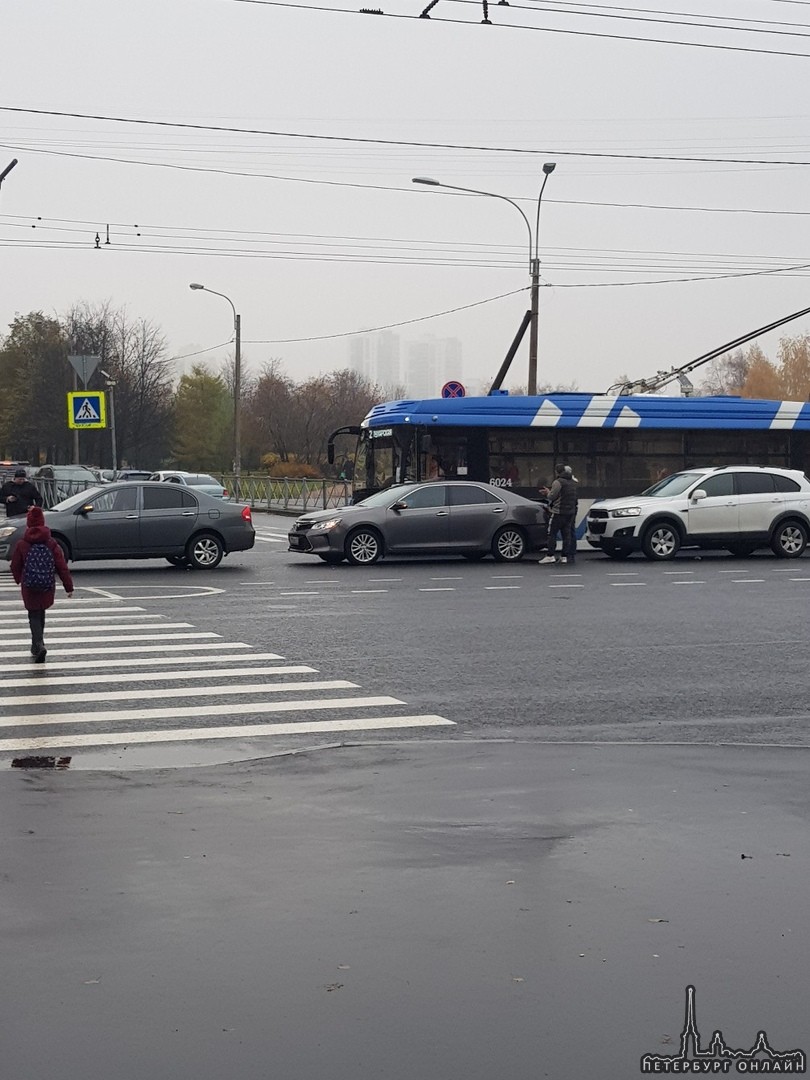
[[441, 380, 466, 399]]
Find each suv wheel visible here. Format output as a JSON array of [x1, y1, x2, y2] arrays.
[[770, 520, 807, 559], [642, 522, 681, 561]]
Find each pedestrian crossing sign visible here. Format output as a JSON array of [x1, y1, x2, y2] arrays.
[[67, 391, 107, 429]]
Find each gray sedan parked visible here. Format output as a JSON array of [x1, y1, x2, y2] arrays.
[[288, 481, 548, 565], [0, 482, 255, 569]]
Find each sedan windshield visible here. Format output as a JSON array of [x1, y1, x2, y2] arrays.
[[353, 485, 413, 508], [640, 473, 704, 498], [50, 486, 105, 511]]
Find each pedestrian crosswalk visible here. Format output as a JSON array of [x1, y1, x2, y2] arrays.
[[0, 569, 453, 757]]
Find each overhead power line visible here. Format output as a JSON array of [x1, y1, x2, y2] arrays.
[[4, 106, 810, 165], [230, 0, 810, 59]]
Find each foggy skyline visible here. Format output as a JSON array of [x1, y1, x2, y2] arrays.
[[3, 0, 810, 402]]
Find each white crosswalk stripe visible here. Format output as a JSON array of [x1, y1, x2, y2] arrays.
[[0, 597, 454, 755]]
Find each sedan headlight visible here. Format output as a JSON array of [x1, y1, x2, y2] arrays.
[[609, 507, 642, 518], [310, 518, 342, 532], [0, 526, 18, 539]]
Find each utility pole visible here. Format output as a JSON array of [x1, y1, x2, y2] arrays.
[[234, 312, 242, 486], [527, 162, 556, 396], [101, 370, 117, 472]]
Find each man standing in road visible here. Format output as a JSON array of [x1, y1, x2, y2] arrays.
[[539, 463, 579, 565], [1, 468, 43, 518]]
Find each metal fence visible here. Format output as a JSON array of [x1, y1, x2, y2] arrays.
[[30, 476, 352, 513], [218, 476, 353, 513]]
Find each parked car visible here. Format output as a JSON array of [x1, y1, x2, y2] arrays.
[[288, 481, 548, 565], [95, 468, 153, 482], [0, 481, 254, 569], [586, 466, 810, 561], [31, 464, 101, 504], [149, 471, 228, 499]]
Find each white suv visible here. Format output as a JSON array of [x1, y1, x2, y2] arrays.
[[586, 466, 810, 561]]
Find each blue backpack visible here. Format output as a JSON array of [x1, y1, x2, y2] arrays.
[[23, 542, 56, 591]]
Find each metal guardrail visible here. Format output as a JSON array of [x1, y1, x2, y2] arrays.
[[29, 475, 351, 513], [34, 479, 98, 510], [219, 476, 353, 512]]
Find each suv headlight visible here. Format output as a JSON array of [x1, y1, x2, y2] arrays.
[[311, 518, 342, 531], [0, 526, 18, 539], [610, 507, 641, 518]]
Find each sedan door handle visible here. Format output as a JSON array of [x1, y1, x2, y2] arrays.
[[492, 507, 505, 513], [181, 511, 195, 516], [125, 514, 138, 519], [436, 510, 449, 516]]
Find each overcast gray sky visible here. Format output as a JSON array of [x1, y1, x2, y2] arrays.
[[3, 0, 810, 397]]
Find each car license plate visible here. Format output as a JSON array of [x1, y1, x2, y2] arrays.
[[289, 536, 302, 548]]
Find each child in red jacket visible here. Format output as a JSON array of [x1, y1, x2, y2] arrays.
[[10, 505, 74, 662]]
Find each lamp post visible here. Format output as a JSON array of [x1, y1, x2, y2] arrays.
[[189, 283, 242, 483], [0, 158, 18, 192], [99, 369, 117, 473], [413, 164, 556, 395]]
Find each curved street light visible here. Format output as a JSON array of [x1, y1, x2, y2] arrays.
[[189, 283, 242, 482], [412, 164, 556, 395]]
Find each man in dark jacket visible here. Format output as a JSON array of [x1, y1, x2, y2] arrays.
[[1, 468, 43, 518], [538, 463, 579, 565]]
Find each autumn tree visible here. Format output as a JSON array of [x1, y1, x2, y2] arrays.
[[0, 313, 72, 462], [63, 302, 175, 467], [172, 364, 232, 470]]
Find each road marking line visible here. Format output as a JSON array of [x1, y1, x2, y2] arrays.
[[789, 577, 810, 581], [548, 584, 584, 588], [350, 589, 388, 594], [0, 679, 358, 708], [430, 576, 463, 580], [2, 631, 218, 646], [664, 570, 695, 575], [610, 582, 646, 586], [0, 622, 194, 636], [3, 642, 252, 658], [0, 665, 316, 689], [0, 606, 148, 614], [732, 579, 764, 584], [0, 614, 165, 626], [484, 585, 521, 590], [280, 591, 319, 597], [254, 537, 284, 543], [491, 575, 522, 579], [0, 651, 284, 673], [369, 578, 402, 582], [305, 580, 343, 585], [0, 714, 455, 752], [607, 572, 638, 576], [419, 587, 455, 592], [0, 695, 405, 728], [672, 581, 705, 585]]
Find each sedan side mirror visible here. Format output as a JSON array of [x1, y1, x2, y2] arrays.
[[390, 501, 408, 511], [79, 503, 94, 515], [691, 489, 707, 502]]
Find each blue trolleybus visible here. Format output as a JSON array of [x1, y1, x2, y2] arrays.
[[329, 392, 810, 519]]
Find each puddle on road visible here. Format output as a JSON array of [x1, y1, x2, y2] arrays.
[[12, 755, 72, 770]]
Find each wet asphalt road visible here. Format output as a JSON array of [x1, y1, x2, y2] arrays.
[[3, 741, 808, 1080], [2, 514, 809, 1077]]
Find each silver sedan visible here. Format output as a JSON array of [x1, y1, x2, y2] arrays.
[[0, 482, 255, 569], [288, 481, 548, 565]]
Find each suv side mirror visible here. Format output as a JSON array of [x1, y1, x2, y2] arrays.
[[691, 489, 707, 502]]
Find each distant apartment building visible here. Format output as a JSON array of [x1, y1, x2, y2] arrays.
[[405, 335, 463, 398], [348, 332, 461, 397]]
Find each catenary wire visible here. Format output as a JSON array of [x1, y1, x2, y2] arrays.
[[5, 107, 810, 165]]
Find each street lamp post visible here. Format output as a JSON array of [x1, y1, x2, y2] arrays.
[[413, 164, 556, 395], [189, 283, 242, 484], [100, 369, 117, 473]]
